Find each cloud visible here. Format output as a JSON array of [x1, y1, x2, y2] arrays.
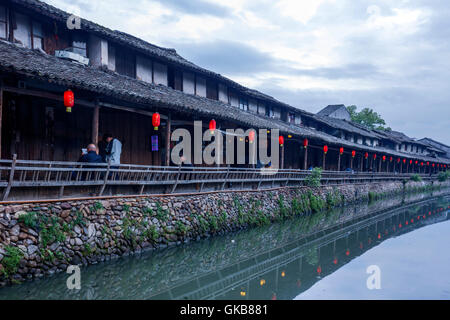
[[43, 0, 450, 143], [151, 0, 232, 17]]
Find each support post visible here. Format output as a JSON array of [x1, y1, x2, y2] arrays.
[[91, 104, 100, 145], [378, 159, 382, 172], [2, 154, 17, 201], [165, 113, 171, 167], [0, 80, 2, 159], [338, 154, 341, 171], [350, 157, 353, 170], [322, 152, 326, 170], [303, 147, 308, 170], [281, 145, 284, 169]]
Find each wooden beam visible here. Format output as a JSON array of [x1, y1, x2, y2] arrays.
[[0, 80, 2, 159], [165, 113, 171, 166], [99, 102, 168, 120], [303, 147, 308, 170], [92, 104, 100, 145], [3, 86, 96, 108]]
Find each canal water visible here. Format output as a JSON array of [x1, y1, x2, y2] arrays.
[[0, 191, 449, 300]]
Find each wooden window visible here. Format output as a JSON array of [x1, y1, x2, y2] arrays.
[[168, 68, 183, 91], [288, 112, 295, 124], [266, 106, 274, 117], [14, 12, 31, 48], [239, 97, 248, 111], [71, 32, 87, 57], [206, 80, 218, 100], [0, 6, 7, 40], [32, 21, 43, 50], [116, 48, 136, 78]]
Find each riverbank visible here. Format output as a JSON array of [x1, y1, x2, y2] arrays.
[[0, 179, 449, 286]]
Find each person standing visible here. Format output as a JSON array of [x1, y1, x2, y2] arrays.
[[103, 133, 122, 165]]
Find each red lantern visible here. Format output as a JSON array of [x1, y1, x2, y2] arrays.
[[64, 89, 74, 112], [346, 249, 350, 256], [382, 155, 386, 162], [352, 150, 356, 158], [397, 158, 401, 163], [339, 147, 344, 155], [415, 160, 418, 165], [427, 162, 430, 166], [403, 159, 406, 164], [365, 152, 368, 159], [421, 162, 424, 166], [317, 266, 322, 275], [279, 135, 284, 147], [390, 156, 393, 162], [323, 145, 328, 154], [333, 258, 338, 265], [432, 163, 435, 168], [409, 160, 413, 165], [152, 112, 161, 131], [303, 138, 309, 149], [209, 119, 216, 134], [373, 154, 377, 160], [249, 130, 255, 143]]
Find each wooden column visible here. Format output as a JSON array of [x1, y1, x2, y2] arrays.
[[360, 156, 364, 172], [350, 157, 353, 170], [0, 81, 3, 159], [281, 145, 284, 169], [303, 147, 308, 170], [165, 113, 171, 166], [338, 154, 341, 171], [378, 159, 381, 172], [322, 152, 326, 170], [91, 104, 100, 145]]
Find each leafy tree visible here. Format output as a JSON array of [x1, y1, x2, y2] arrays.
[[346, 105, 391, 131]]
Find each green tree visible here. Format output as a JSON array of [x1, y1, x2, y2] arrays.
[[346, 105, 391, 131]]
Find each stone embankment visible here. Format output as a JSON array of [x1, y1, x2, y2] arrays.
[[0, 180, 448, 286]]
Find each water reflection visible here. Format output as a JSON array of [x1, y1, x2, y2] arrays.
[[0, 191, 449, 300]]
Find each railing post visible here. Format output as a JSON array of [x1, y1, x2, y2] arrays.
[[98, 160, 111, 196], [171, 165, 182, 193], [2, 154, 17, 201], [221, 165, 230, 190]]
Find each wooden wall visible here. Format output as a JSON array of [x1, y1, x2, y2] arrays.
[[1, 94, 163, 165]]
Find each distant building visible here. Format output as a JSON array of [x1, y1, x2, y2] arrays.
[[317, 105, 351, 121]]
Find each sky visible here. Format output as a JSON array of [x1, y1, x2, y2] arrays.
[[46, 0, 450, 143]]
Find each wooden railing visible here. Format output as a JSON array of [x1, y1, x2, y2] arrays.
[[0, 158, 436, 201]]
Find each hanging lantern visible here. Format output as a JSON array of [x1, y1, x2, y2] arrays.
[[373, 154, 377, 160], [209, 119, 216, 135], [339, 147, 344, 155], [397, 158, 401, 163], [333, 258, 338, 265], [323, 145, 328, 154], [382, 155, 386, 162], [390, 156, 393, 162], [279, 135, 284, 147], [152, 112, 161, 130], [421, 162, 424, 166], [303, 138, 308, 149], [346, 249, 350, 256], [64, 89, 74, 112], [352, 150, 356, 158], [415, 160, 418, 165], [432, 163, 435, 168], [403, 159, 406, 164], [365, 152, 369, 159], [427, 162, 430, 166], [288, 135, 292, 139], [317, 266, 322, 275], [409, 160, 413, 165], [249, 130, 255, 144]]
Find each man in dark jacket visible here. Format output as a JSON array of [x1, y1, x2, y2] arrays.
[[79, 144, 103, 163]]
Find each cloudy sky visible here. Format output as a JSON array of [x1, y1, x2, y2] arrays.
[[47, 0, 450, 143]]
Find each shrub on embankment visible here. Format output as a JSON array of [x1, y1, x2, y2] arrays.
[[0, 180, 448, 286]]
